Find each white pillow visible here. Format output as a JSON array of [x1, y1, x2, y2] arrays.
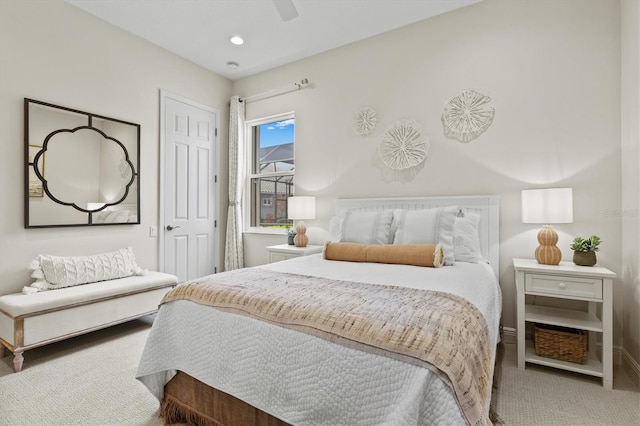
[[108, 210, 130, 223], [392, 207, 457, 265], [337, 210, 394, 244], [453, 212, 482, 263], [92, 210, 130, 224], [30, 247, 140, 290], [329, 215, 340, 241]]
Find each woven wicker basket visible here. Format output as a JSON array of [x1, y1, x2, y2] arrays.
[[533, 323, 587, 364]]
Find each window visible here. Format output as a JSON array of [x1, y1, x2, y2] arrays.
[[245, 113, 294, 231]]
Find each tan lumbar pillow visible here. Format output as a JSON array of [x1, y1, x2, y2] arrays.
[[323, 242, 444, 267]]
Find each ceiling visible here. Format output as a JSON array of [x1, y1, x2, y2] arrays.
[[65, 0, 480, 81]]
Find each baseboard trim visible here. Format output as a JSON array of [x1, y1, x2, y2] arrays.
[[621, 346, 640, 387], [502, 326, 516, 344], [501, 325, 640, 384]]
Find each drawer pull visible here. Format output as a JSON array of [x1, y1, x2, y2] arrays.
[[558, 282, 566, 289]]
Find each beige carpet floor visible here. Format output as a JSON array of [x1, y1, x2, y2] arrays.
[[0, 318, 161, 426], [0, 318, 638, 426], [493, 341, 639, 425]]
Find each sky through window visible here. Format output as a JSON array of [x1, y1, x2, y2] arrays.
[[259, 119, 294, 147]]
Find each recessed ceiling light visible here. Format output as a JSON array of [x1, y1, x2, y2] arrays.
[[227, 61, 239, 69], [229, 35, 244, 46]]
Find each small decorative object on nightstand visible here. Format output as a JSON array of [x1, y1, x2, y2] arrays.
[[521, 188, 573, 265], [266, 244, 323, 263], [570, 235, 601, 266], [287, 228, 296, 245], [513, 258, 616, 389], [287, 196, 316, 247]]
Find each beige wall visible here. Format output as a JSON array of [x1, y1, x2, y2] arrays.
[[0, 0, 231, 294], [234, 0, 626, 352], [621, 0, 640, 374]]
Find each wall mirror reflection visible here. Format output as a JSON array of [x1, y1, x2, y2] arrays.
[[25, 98, 140, 228]]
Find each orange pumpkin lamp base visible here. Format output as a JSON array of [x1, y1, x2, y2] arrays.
[[293, 222, 308, 247], [535, 225, 562, 265]]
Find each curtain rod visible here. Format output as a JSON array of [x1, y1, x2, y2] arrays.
[[239, 78, 310, 104]]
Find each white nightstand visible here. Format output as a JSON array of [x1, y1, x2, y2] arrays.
[[266, 244, 323, 263], [513, 258, 616, 389]]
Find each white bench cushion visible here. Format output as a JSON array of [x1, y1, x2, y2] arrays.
[[0, 272, 177, 317]]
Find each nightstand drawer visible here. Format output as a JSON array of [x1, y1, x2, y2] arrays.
[[266, 244, 323, 264], [525, 274, 602, 300], [269, 252, 297, 263]]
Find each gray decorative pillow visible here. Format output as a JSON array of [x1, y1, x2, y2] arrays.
[[337, 209, 395, 245], [392, 206, 457, 265], [30, 247, 140, 290]]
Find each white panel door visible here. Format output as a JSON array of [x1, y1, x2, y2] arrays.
[[162, 94, 218, 282]]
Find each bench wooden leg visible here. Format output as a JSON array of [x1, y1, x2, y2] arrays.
[[13, 351, 24, 372], [0, 344, 6, 358]]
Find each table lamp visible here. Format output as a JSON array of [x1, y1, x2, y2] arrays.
[[522, 188, 573, 265], [288, 196, 316, 247]]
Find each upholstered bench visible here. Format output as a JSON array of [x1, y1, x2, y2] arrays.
[[0, 271, 177, 372]]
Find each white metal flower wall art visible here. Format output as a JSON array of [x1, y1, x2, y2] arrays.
[[375, 119, 428, 183], [352, 106, 377, 136], [441, 89, 495, 143]]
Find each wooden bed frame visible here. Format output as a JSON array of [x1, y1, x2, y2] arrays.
[[161, 195, 501, 425], [162, 371, 290, 426]]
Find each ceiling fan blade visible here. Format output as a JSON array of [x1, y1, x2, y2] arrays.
[[273, 0, 299, 21]]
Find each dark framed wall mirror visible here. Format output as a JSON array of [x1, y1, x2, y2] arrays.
[[24, 98, 140, 228]]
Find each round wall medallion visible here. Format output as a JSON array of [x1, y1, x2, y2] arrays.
[[441, 89, 495, 143], [378, 119, 428, 171], [352, 106, 377, 136], [374, 119, 428, 183]]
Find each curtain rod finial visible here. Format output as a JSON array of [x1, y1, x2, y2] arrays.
[[296, 78, 310, 90]]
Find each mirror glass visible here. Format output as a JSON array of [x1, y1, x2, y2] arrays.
[[25, 99, 140, 228]]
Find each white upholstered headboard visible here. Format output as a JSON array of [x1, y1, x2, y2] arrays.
[[334, 195, 500, 278]]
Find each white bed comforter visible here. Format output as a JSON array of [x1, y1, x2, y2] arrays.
[[136, 255, 502, 426]]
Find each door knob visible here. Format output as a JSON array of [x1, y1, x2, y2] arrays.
[[166, 225, 181, 231]]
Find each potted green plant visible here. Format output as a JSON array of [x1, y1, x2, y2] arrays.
[[570, 235, 601, 266]]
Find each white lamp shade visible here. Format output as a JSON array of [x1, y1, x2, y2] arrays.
[[288, 196, 316, 220], [521, 188, 573, 224]]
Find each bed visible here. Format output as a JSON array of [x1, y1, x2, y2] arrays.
[[137, 195, 502, 426]]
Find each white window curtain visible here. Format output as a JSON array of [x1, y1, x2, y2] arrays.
[[224, 96, 245, 271]]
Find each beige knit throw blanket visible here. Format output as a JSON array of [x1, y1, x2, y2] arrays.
[[161, 268, 493, 426]]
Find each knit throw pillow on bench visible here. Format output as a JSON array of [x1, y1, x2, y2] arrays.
[[29, 247, 142, 291]]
